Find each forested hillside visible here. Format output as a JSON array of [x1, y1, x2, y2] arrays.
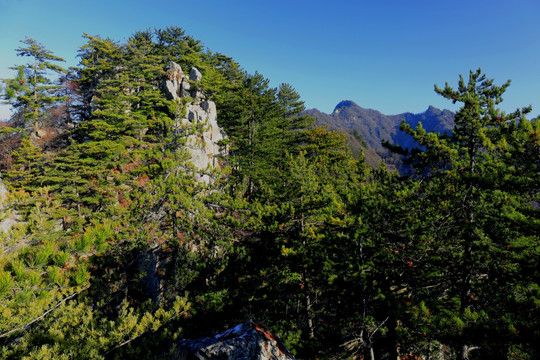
[[0, 28, 538, 359], [305, 102, 455, 172]]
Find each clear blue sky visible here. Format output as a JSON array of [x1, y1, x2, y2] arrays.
[[1, 0, 539, 121]]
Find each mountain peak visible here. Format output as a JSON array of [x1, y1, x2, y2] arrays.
[[424, 105, 442, 115], [333, 100, 359, 114]]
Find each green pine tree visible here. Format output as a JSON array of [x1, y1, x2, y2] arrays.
[[2, 38, 66, 129], [391, 69, 539, 359]]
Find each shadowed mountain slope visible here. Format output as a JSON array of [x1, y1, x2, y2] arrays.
[[304, 101, 454, 169]]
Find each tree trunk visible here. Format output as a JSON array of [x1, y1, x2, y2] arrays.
[[33, 57, 39, 125], [304, 279, 315, 339], [301, 216, 315, 339]]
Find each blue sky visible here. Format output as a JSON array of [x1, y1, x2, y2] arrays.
[[1, 0, 539, 121]]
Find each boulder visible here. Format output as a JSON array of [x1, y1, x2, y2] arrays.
[[172, 320, 295, 360], [189, 67, 202, 82]]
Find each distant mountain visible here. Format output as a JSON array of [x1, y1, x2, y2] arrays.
[[304, 100, 455, 170]]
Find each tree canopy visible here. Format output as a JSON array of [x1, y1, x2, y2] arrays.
[[0, 29, 538, 360]]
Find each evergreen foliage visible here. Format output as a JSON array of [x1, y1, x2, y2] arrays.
[[0, 29, 538, 360], [2, 38, 67, 128], [361, 69, 539, 359]]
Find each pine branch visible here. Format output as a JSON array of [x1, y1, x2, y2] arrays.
[[0, 285, 89, 339], [103, 310, 188, 356]]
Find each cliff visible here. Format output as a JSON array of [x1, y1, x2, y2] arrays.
[[163, 61, 228, 183]]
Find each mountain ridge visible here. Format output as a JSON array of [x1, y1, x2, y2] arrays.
[[304, 100, 455, 169]]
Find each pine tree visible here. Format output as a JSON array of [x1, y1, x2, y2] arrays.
[[0, 30, 205, 358], [2, 38, 66, 129], [155, 26, 204, 68], [228, 126, 363, 357], [75, 34, 123, 123], [393, 69, 539, 359], [4, 136, 45, 192], [216, 73, 315, 200], [355, 167, 436, 359]]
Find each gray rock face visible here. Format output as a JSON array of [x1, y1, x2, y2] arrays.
[[189, 67, 202, 82], [180, 78, 192, 98], [181, 101, 227, 182], [0, 175, 18, 234], [165, 80, 179, 101], [172, 320, 295, 360], [163, 61, 228, 183], [164, 61, 184, 101], [0, 175, 7, 203], [137, 246, 162, 304]]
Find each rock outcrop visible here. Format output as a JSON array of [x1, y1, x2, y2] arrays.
[[163, 61, 228, 183], [0, 174, 18, 234], [0, 174, 7, 203], [171, 320, 295, 360]]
